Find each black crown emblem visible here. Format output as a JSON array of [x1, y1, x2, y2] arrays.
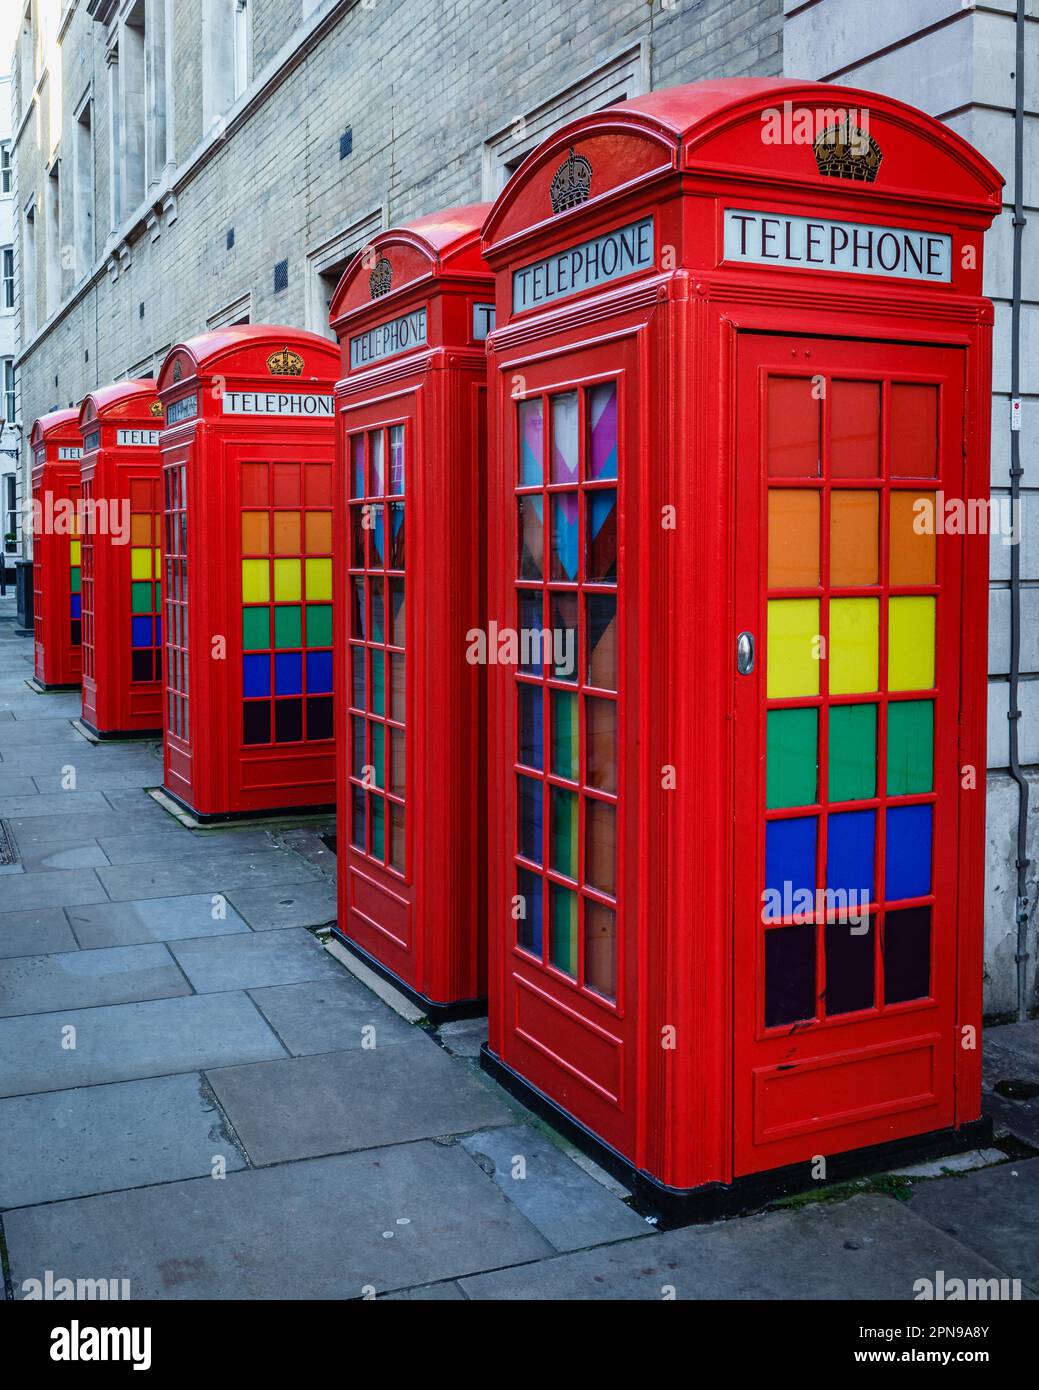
[[550, 146, 593, 214], [813, 121, 883, 183], [369, 256, 393, 298]]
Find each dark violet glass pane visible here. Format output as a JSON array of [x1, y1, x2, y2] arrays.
[[351, 578, 366, 640], [518, 590, 545, 675], [884, 906, 931, 1004], [517, 773, 543, 865], [764, 923, 817, 1027], [518, 682, 543, 770], [588, 382, 618, 480], [551, 592, 578, 683], [518, 495, 544, 580], [516, 865, 543, 956], [550, 492, 579, 582], [825, 919, 874, 1015], [587, 489, 617, 582], [518, 399, 543, 486], [243, 701, 271, 746], [274, 698, 303, 743], [306, 696, 333, 741]]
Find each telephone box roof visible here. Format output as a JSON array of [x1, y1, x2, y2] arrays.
[[31, 408, 81, 445], [78, 379, 159, 427], [156, 324, 339, 392]]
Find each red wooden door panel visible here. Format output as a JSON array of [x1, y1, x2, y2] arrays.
[[733, 333, 966, 1176]]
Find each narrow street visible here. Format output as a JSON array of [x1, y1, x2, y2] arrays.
[[1, 592, 1035, 1300]]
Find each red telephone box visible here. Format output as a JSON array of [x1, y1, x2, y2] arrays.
[[29, 409, 84, 690], [327, 205, 492, 1018], [155, 327, 338, 820], [481, 79, 1001, 1211], [77, 382, 165, 739]]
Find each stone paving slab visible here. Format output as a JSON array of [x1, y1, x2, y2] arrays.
[[0, 773, 40, 796], [5, 811, 186, 845], [31, 768, 166, 792], [247, 977, 418, 1055], [983, 1035, 1039, 1148], [0, 942, 190, 1017], [206, 1041, 510, 1164], [382, 1281, 467, 1300], [0, 867, 109, 910], [67, 895, 251, 947], [0, 1072, 247, 1208], [0, 909, 80, 958], [16, 840, 110, 870], [906, 1157, 1039, 1294], [0, 722, 86, 746], [97, 852, 322, 902], [0, 791, 115, 818], [0, 992, 287, 1096], [460, 1125, 651, 1252], [225, 880, 338, 929], [458, 1193, 1019, 1300], [168, 927, 343, 993], [96, 828, 274, 866], [3, 1143, 554, 1300]]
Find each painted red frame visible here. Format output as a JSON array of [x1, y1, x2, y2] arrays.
[[328, 204, 492, 1011], [482, 78, 1001, 1192], [155, 326, 339, 818], [30, 408, 84, 690]]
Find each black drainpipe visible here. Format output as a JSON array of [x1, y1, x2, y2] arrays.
[[1008, 0, 1031, 1021]]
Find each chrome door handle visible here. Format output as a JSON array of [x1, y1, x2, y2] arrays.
[[736, 631, 755, 675]]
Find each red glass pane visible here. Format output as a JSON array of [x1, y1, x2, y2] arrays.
[[890, 384, 938, 477], [767, 377, 820, 478], [831, 380, 881, 478]]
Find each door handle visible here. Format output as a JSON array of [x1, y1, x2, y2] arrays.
[[737, 631, 755, 675]]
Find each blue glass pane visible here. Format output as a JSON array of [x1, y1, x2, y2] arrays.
[[551, 494, 579, 581], [132, 617, 153, 648], [764, 816, 817, 919], [885, 804, 933, 901], [517, 866, 543, 956], [826, 809, 875, 903], [274, 651, 302, 697], [242, 653, 271, 698], [70, 595, 82, 619], [155, 617, 162, 647], [306, 650, 333, 695]]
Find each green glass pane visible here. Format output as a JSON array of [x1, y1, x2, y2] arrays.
[[371, 721, 385, 789], [132, 582, 153, 614], [829, 704, 877, 802], [551, 690, 578, 780], [766, 707, 817, 809], [273, 605, 302, 649], [70, 568, 81, 594], [306, 604, 333, 647], [887, 700, 933, 795], [242, 607, 270, 651], [550, 884, 578, 978], [550, 786, 578, 879], [370, 793, 385, 859], [371, 651, 385, 715]]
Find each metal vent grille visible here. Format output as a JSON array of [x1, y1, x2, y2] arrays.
[[0, 821, 18, 866]]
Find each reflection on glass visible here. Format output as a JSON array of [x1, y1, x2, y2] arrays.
[[550, 392, 579, 483], [587, 594, 617, 690], [518, 399, 543, 486]]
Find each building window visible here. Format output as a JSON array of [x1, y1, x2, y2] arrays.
[[305, 210, 386, 340], [481, 42, 649, 198], [74, 99, 94, 277], [107, 45, 122, 229], [1, 143, 11, 195], [23, 203, 37, 338], [207, 292, 252, 330], [4, 473, 18, 554], [3, 359, 15, 425], [205, 0, 251, 130], [2, 247, 14, 309], [45, 162, 60, 315], [233, 0, 252, 101]]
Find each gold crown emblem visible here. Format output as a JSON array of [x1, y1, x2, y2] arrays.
[[550, 145, 593, 214], [266, 348, 305, 376], [369, 256, 392, 298], [149, 400, 164, 418], [813, 121, 882, 182], [172, 360, 183, 382]]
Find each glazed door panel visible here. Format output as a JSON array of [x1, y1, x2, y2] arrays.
[[733, 333, 967, 1176]]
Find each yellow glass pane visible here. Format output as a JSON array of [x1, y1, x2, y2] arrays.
[[768, 491, 819, 588], [829, 597, 878, 694], [131, 547, 152, 580], [242, 559, 270, 603], [305, 557, 333, 601], [305, 511, 333, 554], [273, 558, 302, 601], [889, 596, 935, 690], [890, 492, 936, 586], [830, 491, 878, 586], [241, 512, 269, 555], [767, 599, 820, 698], [154, 548, 162, 579], [273, 511, 301, 554], [131, 514, 152, 546], [69, 541, 81, 565]]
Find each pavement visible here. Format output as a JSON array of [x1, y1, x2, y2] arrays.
[[1, 590, 1037, 1301]]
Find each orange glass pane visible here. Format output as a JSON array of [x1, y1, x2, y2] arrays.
[[891, 384, 938, 477], [130, 514, 152, 546], [273, 511, 301, 554], [305, 511, 332, 554], [768, 490, 820, 588], [241, 511, 269, 555], [830, 491, 878, 586], [768, 377, 820, 477], [890, 491, 936, 586], [831, 380, 880, 478]]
